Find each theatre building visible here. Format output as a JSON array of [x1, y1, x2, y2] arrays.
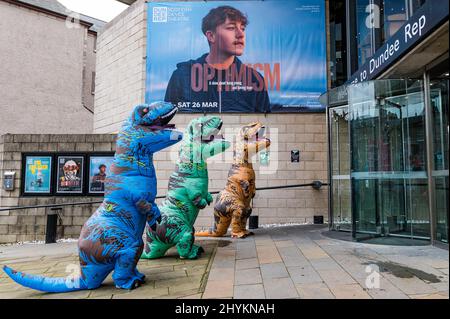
[[325, 0, 448, 246]]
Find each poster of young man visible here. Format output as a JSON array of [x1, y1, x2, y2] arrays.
[[88, 156, 114, 194], [24, 156, 52, 194], [56, 156, 84, 194], [146, 0, 327, 113]]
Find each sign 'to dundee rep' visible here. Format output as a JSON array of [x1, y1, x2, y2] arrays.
[[349, 1, 449, 84]]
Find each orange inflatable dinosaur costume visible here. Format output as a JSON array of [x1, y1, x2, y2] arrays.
[[196, 122, 270, 238]]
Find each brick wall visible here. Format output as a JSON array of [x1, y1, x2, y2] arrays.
[[153, 114, 329, 231], [0, 134, 116, 243], [94, 0, 147, 133]]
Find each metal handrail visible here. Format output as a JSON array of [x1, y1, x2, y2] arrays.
[[0, 181, 328, 212]]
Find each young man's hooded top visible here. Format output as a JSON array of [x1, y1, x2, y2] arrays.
[[164, 54, 271, 113]]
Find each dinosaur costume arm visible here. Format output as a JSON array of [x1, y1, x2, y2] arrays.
[[206, 192, 213, 205], [190, 192, 209, 209]]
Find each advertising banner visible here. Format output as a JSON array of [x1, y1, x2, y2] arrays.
[[88, 156, 114, 194], [56, 156, 84, 194], [146, 0, 327, 113], [24, 156, 52, 194]]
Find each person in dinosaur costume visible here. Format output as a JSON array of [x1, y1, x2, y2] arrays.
[[3, 103, 183, 293], [195, 122, 270, 239], [141, 116, 230, 260]]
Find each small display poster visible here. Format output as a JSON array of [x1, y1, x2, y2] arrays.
[[260, 150, 270, 166], [56, 156, 84, 194], [88, 156, 114, 194], [24, 156, 52, 194]]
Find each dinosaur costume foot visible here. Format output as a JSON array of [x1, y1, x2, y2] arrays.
[[113, 271, 146, 290], [231, 231, 254, 239], [180, 245, 205, 260]]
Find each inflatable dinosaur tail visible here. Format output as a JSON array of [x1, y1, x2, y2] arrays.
[[3, 265, 88, 293]]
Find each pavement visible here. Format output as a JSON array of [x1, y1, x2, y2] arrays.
[[0, 225, 448, 299]]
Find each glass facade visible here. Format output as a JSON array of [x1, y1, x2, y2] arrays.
[[328, 0, 428, 84], [348, 80, 430, 240], [380, 0, 408, 44], [325, 0, 448, 245], [355, 0, 373, 68], [330, 106, 351, 231], [327, 75, 449, 244], [429, 60, 449, 243], [340, 0, 429, 72], [329, 0, 348, 88]]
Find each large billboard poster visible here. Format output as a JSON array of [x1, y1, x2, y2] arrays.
[[145, 0, 327, 113]]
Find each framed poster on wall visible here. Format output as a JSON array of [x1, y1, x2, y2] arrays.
[[88, 155, 114, 194], [56, 156, 84, 194], [23, 155, 52, 195]]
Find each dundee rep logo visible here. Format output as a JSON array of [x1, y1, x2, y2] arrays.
[[153, 7, 168, 23]]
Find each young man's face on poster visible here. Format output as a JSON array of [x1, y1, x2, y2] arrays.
[[206, 18, 246, 57]]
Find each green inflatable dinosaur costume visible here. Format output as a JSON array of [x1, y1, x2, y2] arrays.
[[141, 116, 230, 260]]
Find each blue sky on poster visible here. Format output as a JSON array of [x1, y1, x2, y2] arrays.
[[146, 0, 327, 107]]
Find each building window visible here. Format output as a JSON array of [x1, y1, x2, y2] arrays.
[[381, 0, 408, 44], [355, 0, 374, 68], [351, 0, 429, 69], [410, 0, 426, 15], [329, 0, 348, 88]]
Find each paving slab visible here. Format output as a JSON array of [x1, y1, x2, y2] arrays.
[[295, 283, 335, 299], [287, 266, 324, 284], [256, 245, 282, 264], [327, 283, 372, 299], [236, 258, 259, 270], [260, 262, 290, 279], [235, 268, 263, 285], [234, 284, 266, 299], [263, 278, 298, 299]]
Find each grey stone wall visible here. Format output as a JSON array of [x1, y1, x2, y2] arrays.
[[0, 0, 97, 135], [0, 134, 116, 243]]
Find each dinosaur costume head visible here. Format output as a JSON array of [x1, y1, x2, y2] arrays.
[[181, 116, 230, 163], [126, 102, 183, 154], [235, 121, 271, 164], [131, 102, 177, 127]]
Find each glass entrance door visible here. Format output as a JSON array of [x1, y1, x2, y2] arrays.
[[429, 59, 449, 243], [348, 79, 431, 241], [330, 106, 351, 231]]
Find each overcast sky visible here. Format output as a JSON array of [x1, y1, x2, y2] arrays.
[[57, 0, 128, 22]]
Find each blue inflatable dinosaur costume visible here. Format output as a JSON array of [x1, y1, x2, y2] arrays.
[[3, 102, 183, 293]]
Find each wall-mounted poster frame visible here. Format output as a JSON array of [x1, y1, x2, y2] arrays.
[[55, 155, 85, 195], [21, 153, 53, 196], [21, 152, 115, 197], [87, 153, 115, 196]]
